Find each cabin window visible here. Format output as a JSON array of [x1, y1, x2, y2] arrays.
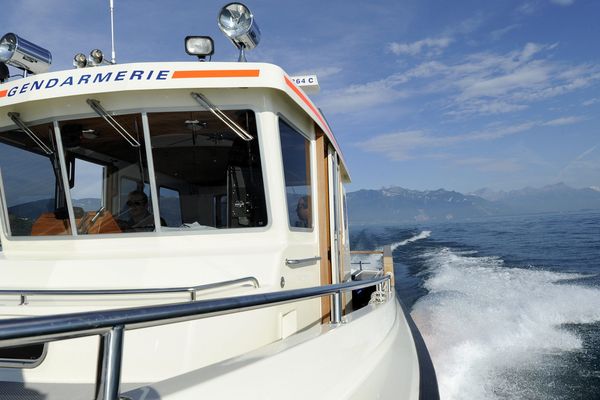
[[0, 123, 73, 236], [279, 119, 313, 230], [59, 114, 155, 234], [159, 187, 182, 227], [71, 158, 105, 212], [147, 110, 267, 230]]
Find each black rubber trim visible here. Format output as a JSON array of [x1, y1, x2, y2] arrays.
[[398, 299, 440, 400]]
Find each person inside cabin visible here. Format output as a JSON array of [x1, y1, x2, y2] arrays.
[[118, 190, 156, 232], [295, 195, 311, 228]]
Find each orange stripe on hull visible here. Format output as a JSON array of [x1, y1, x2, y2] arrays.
[[172, 70, 260, 79], [0, 90, 7, 98]]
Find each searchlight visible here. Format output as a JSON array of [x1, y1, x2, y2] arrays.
[[0, 33, 52, 75], [217, 3, 260, 62]]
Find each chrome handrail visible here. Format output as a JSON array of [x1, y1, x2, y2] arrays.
[[285, 256, 321, 267], [0, 275, 390, 400], [0, 276, 260, 306], [86, 99, 141, 147]]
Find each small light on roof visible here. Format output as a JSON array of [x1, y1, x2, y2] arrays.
[[73, 53, 87, 68], [185, 36, 214, 60], [217, 3, 260, 62], [90, 49, 104, 64]]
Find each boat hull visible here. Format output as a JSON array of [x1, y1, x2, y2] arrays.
[[121, 295, 422, 400]]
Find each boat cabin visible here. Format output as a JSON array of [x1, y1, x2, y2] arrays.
[[0, 60, 354, 298], [0, 54, 360, 376], [0, 4, 434, 399]]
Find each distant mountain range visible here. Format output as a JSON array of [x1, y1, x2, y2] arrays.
[[347, 183, 600, 224], [469, 183, 600, 213]]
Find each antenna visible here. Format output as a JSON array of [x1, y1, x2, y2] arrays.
[[109, 0, 116, 63]]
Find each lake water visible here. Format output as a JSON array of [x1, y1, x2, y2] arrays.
[[350, 211, 600, 400]]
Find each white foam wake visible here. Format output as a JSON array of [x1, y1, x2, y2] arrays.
[[390, 230, 431, 251], [411, 248, 600, 400], [351, 231, 431, 272]]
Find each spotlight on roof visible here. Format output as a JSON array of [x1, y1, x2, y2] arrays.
[[217, 2, 260, 62], [89, 49, 104, 65], [185, 36, 214, 61], [73, 53, 87, 68], [0, 33, 52, 75]]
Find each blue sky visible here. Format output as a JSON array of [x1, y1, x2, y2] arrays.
[[1, 0, 598, 192]]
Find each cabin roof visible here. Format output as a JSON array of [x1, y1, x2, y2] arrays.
[[0, 62, 349, 180]]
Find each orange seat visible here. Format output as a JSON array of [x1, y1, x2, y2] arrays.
[[31, 210, 122, 236], [77, 211, 122, 234], [31, 213, 71, 236]]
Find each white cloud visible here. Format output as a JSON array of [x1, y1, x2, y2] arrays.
[[356, 122, 539, 161], [582, 98, 600, 106], [292, 66, 342, 79], [517, 1, 540, 15], [542, 116, 585, 126], [453, 157, 523, 173], [444, 14, 486, 36], [400, 42, 599, 116], [318, 79, 408, 115], [355, 116, 581, 162], [357, 130, 432, 161], [387, 37, 453, 57], [557, 145, 599, 183], [575, 145, 597, 161], [550, 0, 575, 6], [520, 42, 547, 60], [323, 41, 600, 118], [491, 24, 521, 40], [459, 62, 550, 100], [445, 100, 528, 117]]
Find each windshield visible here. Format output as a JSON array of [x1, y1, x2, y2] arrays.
[[0, 122, 71, 236], [0, 107, 267, 238]]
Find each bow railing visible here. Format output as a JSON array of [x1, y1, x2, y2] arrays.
[[0, 275, 392, 400]]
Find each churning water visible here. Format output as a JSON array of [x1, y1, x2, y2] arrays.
[[351, 211, 600, 400]]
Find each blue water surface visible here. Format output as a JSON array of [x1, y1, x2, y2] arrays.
[[350, 211, 600, 400]]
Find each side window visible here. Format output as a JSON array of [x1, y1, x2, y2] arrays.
[[70, 158, 105, 213], [279, 119, 313, 229], [159, 187, 182, 227], [147, 110, 267, 230], [0, 123, 73, 236]]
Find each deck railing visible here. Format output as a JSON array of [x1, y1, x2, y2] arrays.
[[0, 275, 391, 400], [0, 276, 260, 306]]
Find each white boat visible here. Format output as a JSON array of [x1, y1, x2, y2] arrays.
[[0, 3, 438, 399]]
